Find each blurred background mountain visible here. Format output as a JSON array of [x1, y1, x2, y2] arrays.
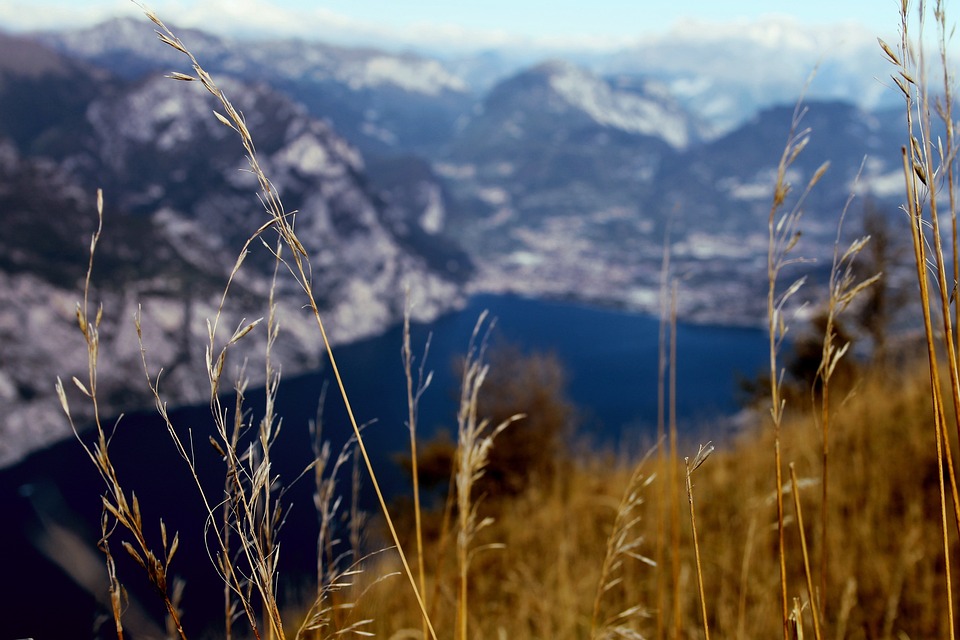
[[0, 15, 911, 464]]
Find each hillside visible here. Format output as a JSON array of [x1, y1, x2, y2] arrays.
[[0, 31, 467, 465]]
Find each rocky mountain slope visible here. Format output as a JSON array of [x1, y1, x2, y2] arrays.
[[0, 31, 467, 466]]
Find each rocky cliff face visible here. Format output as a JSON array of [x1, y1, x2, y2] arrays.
[[0, 34, 468, 467]]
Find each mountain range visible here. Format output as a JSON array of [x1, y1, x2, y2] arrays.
[[0, 15, 914, 465], [35, 16, 902, 150]]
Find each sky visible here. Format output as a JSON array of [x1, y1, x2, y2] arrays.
[[0, 0, 904, 51]]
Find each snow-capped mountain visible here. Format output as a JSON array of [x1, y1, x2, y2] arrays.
[[539, 60, 702, 148], [448, 60, 702, 165], [592, 17, 902, 136], [439, 59, 702, 240]]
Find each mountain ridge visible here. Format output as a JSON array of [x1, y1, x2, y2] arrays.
[[0, 30, 468, 467], [32, 15, 906, 143]]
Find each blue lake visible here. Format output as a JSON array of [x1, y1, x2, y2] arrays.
[[267, 293, 770, 497], [317, 293, 769, 443]]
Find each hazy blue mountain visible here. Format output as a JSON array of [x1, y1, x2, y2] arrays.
[[37, 15, 909, 150], [435, 60, 906, 322], [557, 17, 902, 136], [38, 17, 475, 156]]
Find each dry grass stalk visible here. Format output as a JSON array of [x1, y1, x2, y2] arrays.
[[894, 0, 960, 515], [886, 0, 960, 632], [590, 449, 656, 640], [401, 293, 434, 640], [654, 230, 682, 640], [789, 464, 821, 640], [295, 556, 389, 638], [136, 237, 295, 639], [98, 511, 127, 640], [815, 172, 880, 617], [131, 5, 439, 637], [308, 387, 371, 636], [685, 442, 714, 640], [667, 281, 681, 640], [880, 513, 923, 640], [654, 228, 670, 640], [735, 513, 759, 640], [219, 377, 248, 640], [178, 306, 285, 637], [766, 86, 827, 639], [788, 598, 805, 640], [56, 189, 188, 640], [454, 312, 523, 640], [834, 578, 857, 640]]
